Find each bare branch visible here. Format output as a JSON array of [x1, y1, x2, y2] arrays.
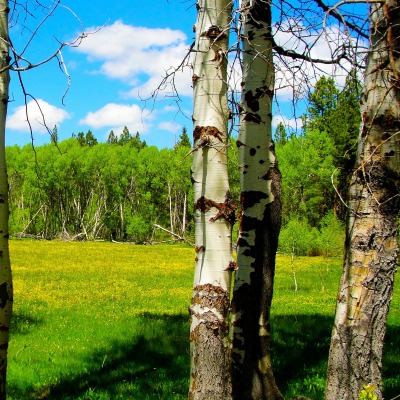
[[314, 0, 369, 39], [272, 38, 350, 64]]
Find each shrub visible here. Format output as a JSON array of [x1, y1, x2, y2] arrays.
[[278, 218, 319, 256], [278, 213, 344, 257], [316, 211, 345, 257]]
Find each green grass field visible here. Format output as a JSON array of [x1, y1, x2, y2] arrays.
[[7, 240, 400, 399]]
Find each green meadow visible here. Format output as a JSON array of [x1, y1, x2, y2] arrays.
[[7, 240, 400, 399]]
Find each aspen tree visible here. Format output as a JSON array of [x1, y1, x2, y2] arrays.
[[188, 0, 234, 398], [325, 1, 400, 398], [231, 0, 283, 398], [0, 2, 12, 399]]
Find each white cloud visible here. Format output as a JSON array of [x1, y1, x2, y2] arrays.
[[77, 21, 186, 58], [273, 22, 366, 102], [75, 21, 192, 99], [158, 121, 181, 133], [225, 22, 362, 109], [7, 99, 70, 133], [79, 103, 153, 134]]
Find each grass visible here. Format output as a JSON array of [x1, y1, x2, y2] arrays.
[[7, 240, 400, 399], [8, 241, 192, 399]]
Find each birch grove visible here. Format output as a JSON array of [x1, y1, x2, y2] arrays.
[[1, 0, 398, 398]]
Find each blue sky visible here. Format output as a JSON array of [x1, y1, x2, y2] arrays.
[[5, 0, 367, 148], [6, 0, 197, 148]]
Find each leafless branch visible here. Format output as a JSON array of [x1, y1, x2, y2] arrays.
[[314, 0, 369, 39]]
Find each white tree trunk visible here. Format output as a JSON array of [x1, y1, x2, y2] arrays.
[[188, 0, 234, 398], [325, 1, 400, 398], [231, 1, 283, 399], [168, 181, 174, 233], [0, 2, 12, 399], [182, 192, 187, 236]]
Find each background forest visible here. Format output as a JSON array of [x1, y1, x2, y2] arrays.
[[6, 75, 360, 256]]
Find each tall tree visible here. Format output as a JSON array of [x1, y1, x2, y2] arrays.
[[50, 125, 59, 146], [107, 130, 118, 145], [84, 130, 98, 147], [130, 132, 146, 150], [0, 3, 12, 398], [325, 1, 400, 398], [188, 0, 234, 398], [276, 129, 336, 226], [175, 126, 191, 149], [303, 76, 339, 133], [273, 122, 287, 145], [303, 74, 361, 219], [230, 0, 283, 398], [119, 126, 131, 145]]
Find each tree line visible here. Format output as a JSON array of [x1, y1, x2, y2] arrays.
[[7, 128, 193, 243], [6, 75, 358, 254]]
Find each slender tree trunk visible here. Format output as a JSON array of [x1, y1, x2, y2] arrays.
[[182, 192, 187, 237], [168, 181, 174, 233], [325, 2, 400, 399], [188, 1, 234, 398], [0, 3, 12, 399], [230, 1, 283, 399]]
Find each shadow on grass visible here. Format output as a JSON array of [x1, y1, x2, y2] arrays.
[[10, 312, 44, 336], [7, 312, 400, 399], [272, 314, 400, 399], [271, 314, 333, 398], [382, 325, 400, 399], [9, 313, 190, 400]]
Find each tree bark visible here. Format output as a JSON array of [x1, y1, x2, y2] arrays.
[[231, 1, 283, 399], [188, 1, 234, 399], [0, 2, 12, 399], [325, 1, 400, 399]]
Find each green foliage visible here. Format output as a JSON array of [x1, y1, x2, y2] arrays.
[[85, 130, 98, 147], [106, 130, 118, 145], [276, 129, 336, 226], [278, 212, 344, 256], [6, 138, 192, 242], [279, 218, 319, 256], [73, 130, 99, 147], [227, 136, 240, 207], [303, 76, 339, 129], [6, 72, 361, 247], [359, 385, 378, 400], [119, 126, 131, 145], [274, 122, 287, 145], [273, 73, 361, 249], [115, 126, 147, 149], [125, 214, 151, 243], [316, 212, 345, 256], [50, 126, 59, 145], [174, 127, 191, 149], [129, 131, 147, 150], [302, 73, 361, 219]]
